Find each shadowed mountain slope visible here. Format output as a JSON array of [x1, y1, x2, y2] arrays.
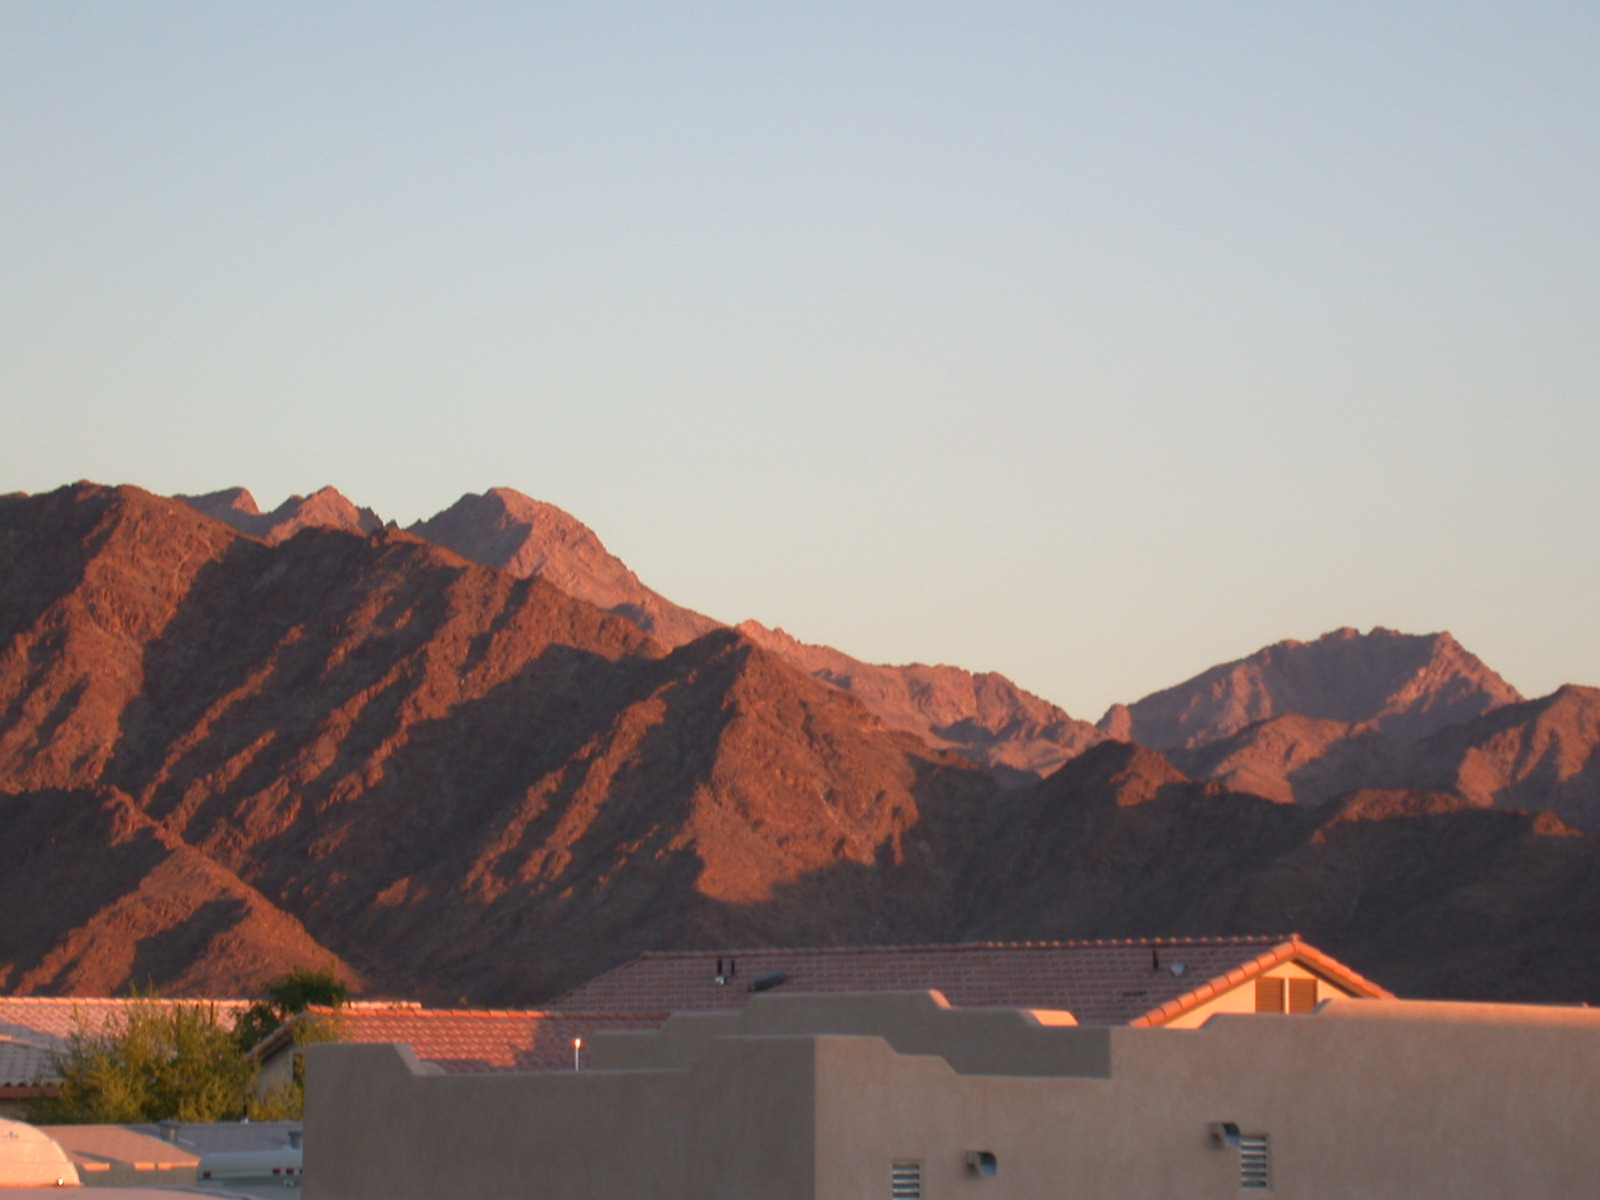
[[1167, 715, 1406, 807], [1161, 687, 1600, 832], [0, 786, 353, 996], [0, 484, 994, 1001], [1398, 685, 1600, 831], [962, 742, 1600, 1004], [1098, 626, 1522, 751]]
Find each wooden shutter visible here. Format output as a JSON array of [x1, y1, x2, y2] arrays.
[[1254, 976, 1285, 1013], [1288, 977, 1319, 1013]]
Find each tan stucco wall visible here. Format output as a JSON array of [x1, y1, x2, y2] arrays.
[[305, 992, 1600, 1200], [1163, 960, 1354, 1028], [304, 1035, 816, 1200], [811, 996, 1600, 1200]]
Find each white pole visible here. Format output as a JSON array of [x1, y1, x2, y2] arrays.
[[573, 1037, 582, 1071]]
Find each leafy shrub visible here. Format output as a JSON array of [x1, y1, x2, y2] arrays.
[[30, 1000, 257, 1124]]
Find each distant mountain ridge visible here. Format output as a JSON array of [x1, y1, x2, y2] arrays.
[[735, 620, 1102, 781], [164, 488, 1585, 827], [169, 488, 1578, 816], [178, 485, 1104, 783], [4, 479, 1600, 1008], [178, 486, 384, 544]]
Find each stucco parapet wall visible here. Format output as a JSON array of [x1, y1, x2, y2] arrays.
[[1300, 996, 1600, 1025], [592, 990, 1112, 1079], [304, 1041, 704, 1200]]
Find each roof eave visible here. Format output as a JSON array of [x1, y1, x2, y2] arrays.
[[1128, 936, 1394, 1028]]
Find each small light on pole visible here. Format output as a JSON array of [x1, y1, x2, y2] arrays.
[[573, 1037, 583, 1071]]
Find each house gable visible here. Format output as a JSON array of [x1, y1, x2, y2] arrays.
[[1132, 938, 1392, 1028]]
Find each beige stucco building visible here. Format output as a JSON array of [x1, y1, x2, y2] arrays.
[[304, 986, 1600, 1200], [261, 937, 1382, 1095]]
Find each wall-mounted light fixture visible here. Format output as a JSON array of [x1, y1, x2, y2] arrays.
[[1210, 1122, 1241, 1149], [965, 1151, 998, 1178]]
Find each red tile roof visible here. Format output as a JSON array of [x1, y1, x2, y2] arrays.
[[0, 997, 251, 1051], [285, 1006, 669, 1073], [0, 1037, 58, 1088], [547, 937, 1391, 1026]]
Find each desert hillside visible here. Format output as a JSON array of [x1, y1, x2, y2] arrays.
[[2, 481, 1597, 1006]]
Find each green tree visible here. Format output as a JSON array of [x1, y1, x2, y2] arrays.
[[233, 966, 349, 1052], [29, 1000, 258, 1124]]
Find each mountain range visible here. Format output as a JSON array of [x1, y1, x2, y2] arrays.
[[0, 481, 1596, 1007]]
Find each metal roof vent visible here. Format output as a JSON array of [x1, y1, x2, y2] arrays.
[[891, 1161, 921, 1200], [1239, 1135, 1270, 1189]]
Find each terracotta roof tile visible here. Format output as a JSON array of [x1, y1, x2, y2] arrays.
[[300, 1007, 668, 1072], [547, 936, 1387, 1025], [0, 997, 251, 1050], [0, 1037, 59, 1087]]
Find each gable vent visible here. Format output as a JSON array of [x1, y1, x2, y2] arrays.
[[891, 1160, 922, 1200], [1287, 977, 1318, 1013], [1239, 1135, 1270, 1189], [1255, 977, 1285, 1013]]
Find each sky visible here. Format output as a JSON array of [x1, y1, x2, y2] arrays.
[[2, 2, 1596, 718]]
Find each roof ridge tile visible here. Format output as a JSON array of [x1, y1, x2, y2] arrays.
[[634, 934, 1297, 961]]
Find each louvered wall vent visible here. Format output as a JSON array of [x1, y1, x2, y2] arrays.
[[1239, 1135, 1270, 1189], [891, 1160, 922, 1200]]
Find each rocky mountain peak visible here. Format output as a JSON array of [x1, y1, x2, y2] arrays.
[[408, 490, 720, 649], [178, 485, 382, 543], [1097, 626, 1523, 751]]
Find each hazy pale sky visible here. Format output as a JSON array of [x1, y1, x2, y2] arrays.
[[3, 2, 1596, 718]]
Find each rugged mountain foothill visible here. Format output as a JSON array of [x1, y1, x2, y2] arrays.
[[1, 481, 1598, 1009]]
